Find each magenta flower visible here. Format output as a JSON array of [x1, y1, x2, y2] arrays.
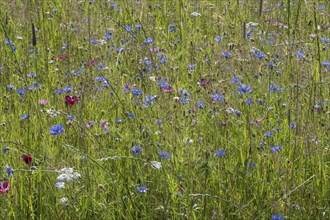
[[0, 181, 9, 194], [22, 154, 33, 166]]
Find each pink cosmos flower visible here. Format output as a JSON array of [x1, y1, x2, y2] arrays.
[[85, 58, 97, 67], [0, 181, 9, 194]]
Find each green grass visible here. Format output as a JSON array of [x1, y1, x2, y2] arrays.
[[0, 0, 329, 219]]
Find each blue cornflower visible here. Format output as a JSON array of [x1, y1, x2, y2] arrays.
[[296, 49, 304, 59], [221, 51, 232, 58], [67, 115, 74, 121], [158, 54, 167, 64], [63, 86, 73, 93], [169, 24, 176, 32], [4, 165, 14, 178], [50, 124, 64, 135], [211, 93, 224, 102], [136, 185, 148, 193], [158, 80, 169, 88], [238, 84, 252, 94], [144, 95, 156, 107], [4, 39, 13, 45], [132, 89, 143, 96], [95, 76, 106, 82], [271, 215, 283, 220], [21, 114, 29, 120], [215, 35, 222, 42], [115, 118, 123, 124], [244, 98, 253, 105], [135, 24, 142, 29], [156, 119, 163, 125], [158, 151, 171, 159], [125, 26, 132, 32], [264, 131, 273, 138], [2, 146, 9, 154], [269, 84, 283, 93], [187, 64, 196, 69], [231, 77, 241, 84], [270, 146, 282, 153], [196, 102, 205, 108], [28, 73, 37, 78], [54, 89, 64, 95], [214, 149, 225, 157], [322, 61, 330, 67], [144, 38, 153, 44], [254, 51, 265, 59], [131, 145, 143, 155], [127, 113, 135, 118], [179, 97, 189, 105], [7, 85, 16, 90], [17, 88, 26, 95]]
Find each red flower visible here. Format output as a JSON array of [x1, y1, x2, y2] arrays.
[[85, 58, 97, 67], [58, 54, 68, 61], [65, 95, 80, 106], [0, 181, 9, 194], [22, 154, 33, 166]]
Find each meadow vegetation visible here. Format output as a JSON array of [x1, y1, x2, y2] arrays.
[[0, 0, 329, 219]]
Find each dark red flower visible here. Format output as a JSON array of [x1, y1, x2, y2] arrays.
[[58, 54, 68, 61], [65, 95, 80, 106], [161, 86, 174, 93], [22, 154, 33, 166], [85, 58, 97, 67]]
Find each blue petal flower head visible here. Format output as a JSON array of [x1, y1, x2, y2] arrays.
[[7, 85, 16, 90], [214, 149, 225, 157], [322, 61, 330, 67], [67, 115, 74, 121], [4, 39, 13, 45], [158, 151, 171, 159], [180, 97, 189, 105], [270, 146, 282, 153], [4, 165, 14, 178], [95, 76, 106, 82], [115, 118, 123, 124], [135, 24, 142, 29], [187, 64, 196, 69], [215, 35, 222, 42], [244, 98, 253, 105], [271, 214, 283, 220], [264, 131, 273, 138], [156, 119, 163, 125], [50, 124, 64, 135], [296, 49, 304, 59], [17, 88, 26, 95], [132, 89, 143, 96], [144, 95, 156, 107], [211, 93, 224, 102], [131, 145, 142, 155], [231, 77, 241, 84], [221, 51, 232, 58], [63, 86, 73, 93], [127, 113, 135, 118], [238, 84, 252, 94], [125, 26, 132, 32], [254, 51, 265, 59], [269, 84, 283, 93], [136, 185, 148, 193], [144, 38, 153, 44], [54, 89, 64, 95], [21, 114, 29, 120], [196, 102, 205, 108]]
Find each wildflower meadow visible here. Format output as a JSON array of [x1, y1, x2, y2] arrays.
[[0, 0, 329, 219]]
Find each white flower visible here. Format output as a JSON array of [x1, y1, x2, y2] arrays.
[[191, 12, 201, 17], [151, 161, 162, 169], [55, 182, 65, 189], [59, 197, 68, 203]]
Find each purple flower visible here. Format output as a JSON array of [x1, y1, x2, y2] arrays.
[[215, 35, 222, 42], [4, 165, 14, 178], [144, 38, 153, 44], [270, 146, 282, 153], [131, 145, 143, 155], [264, 131, 273, 138], [50, 124, 64, 135], [214, 149, 225, 157], [136, 185, 148, 193], [158, 151, 171, 159], [7, 85, 16, 90], [221, 51, 232, 58], [211, 93, 224, 102], [132, 89, 143, 96], [271, 214, 283, 220], [231, 77, 241, 84], [17, 88, 26, 95], [238, 84, 252, 94], [21, 114, 29, 120]]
